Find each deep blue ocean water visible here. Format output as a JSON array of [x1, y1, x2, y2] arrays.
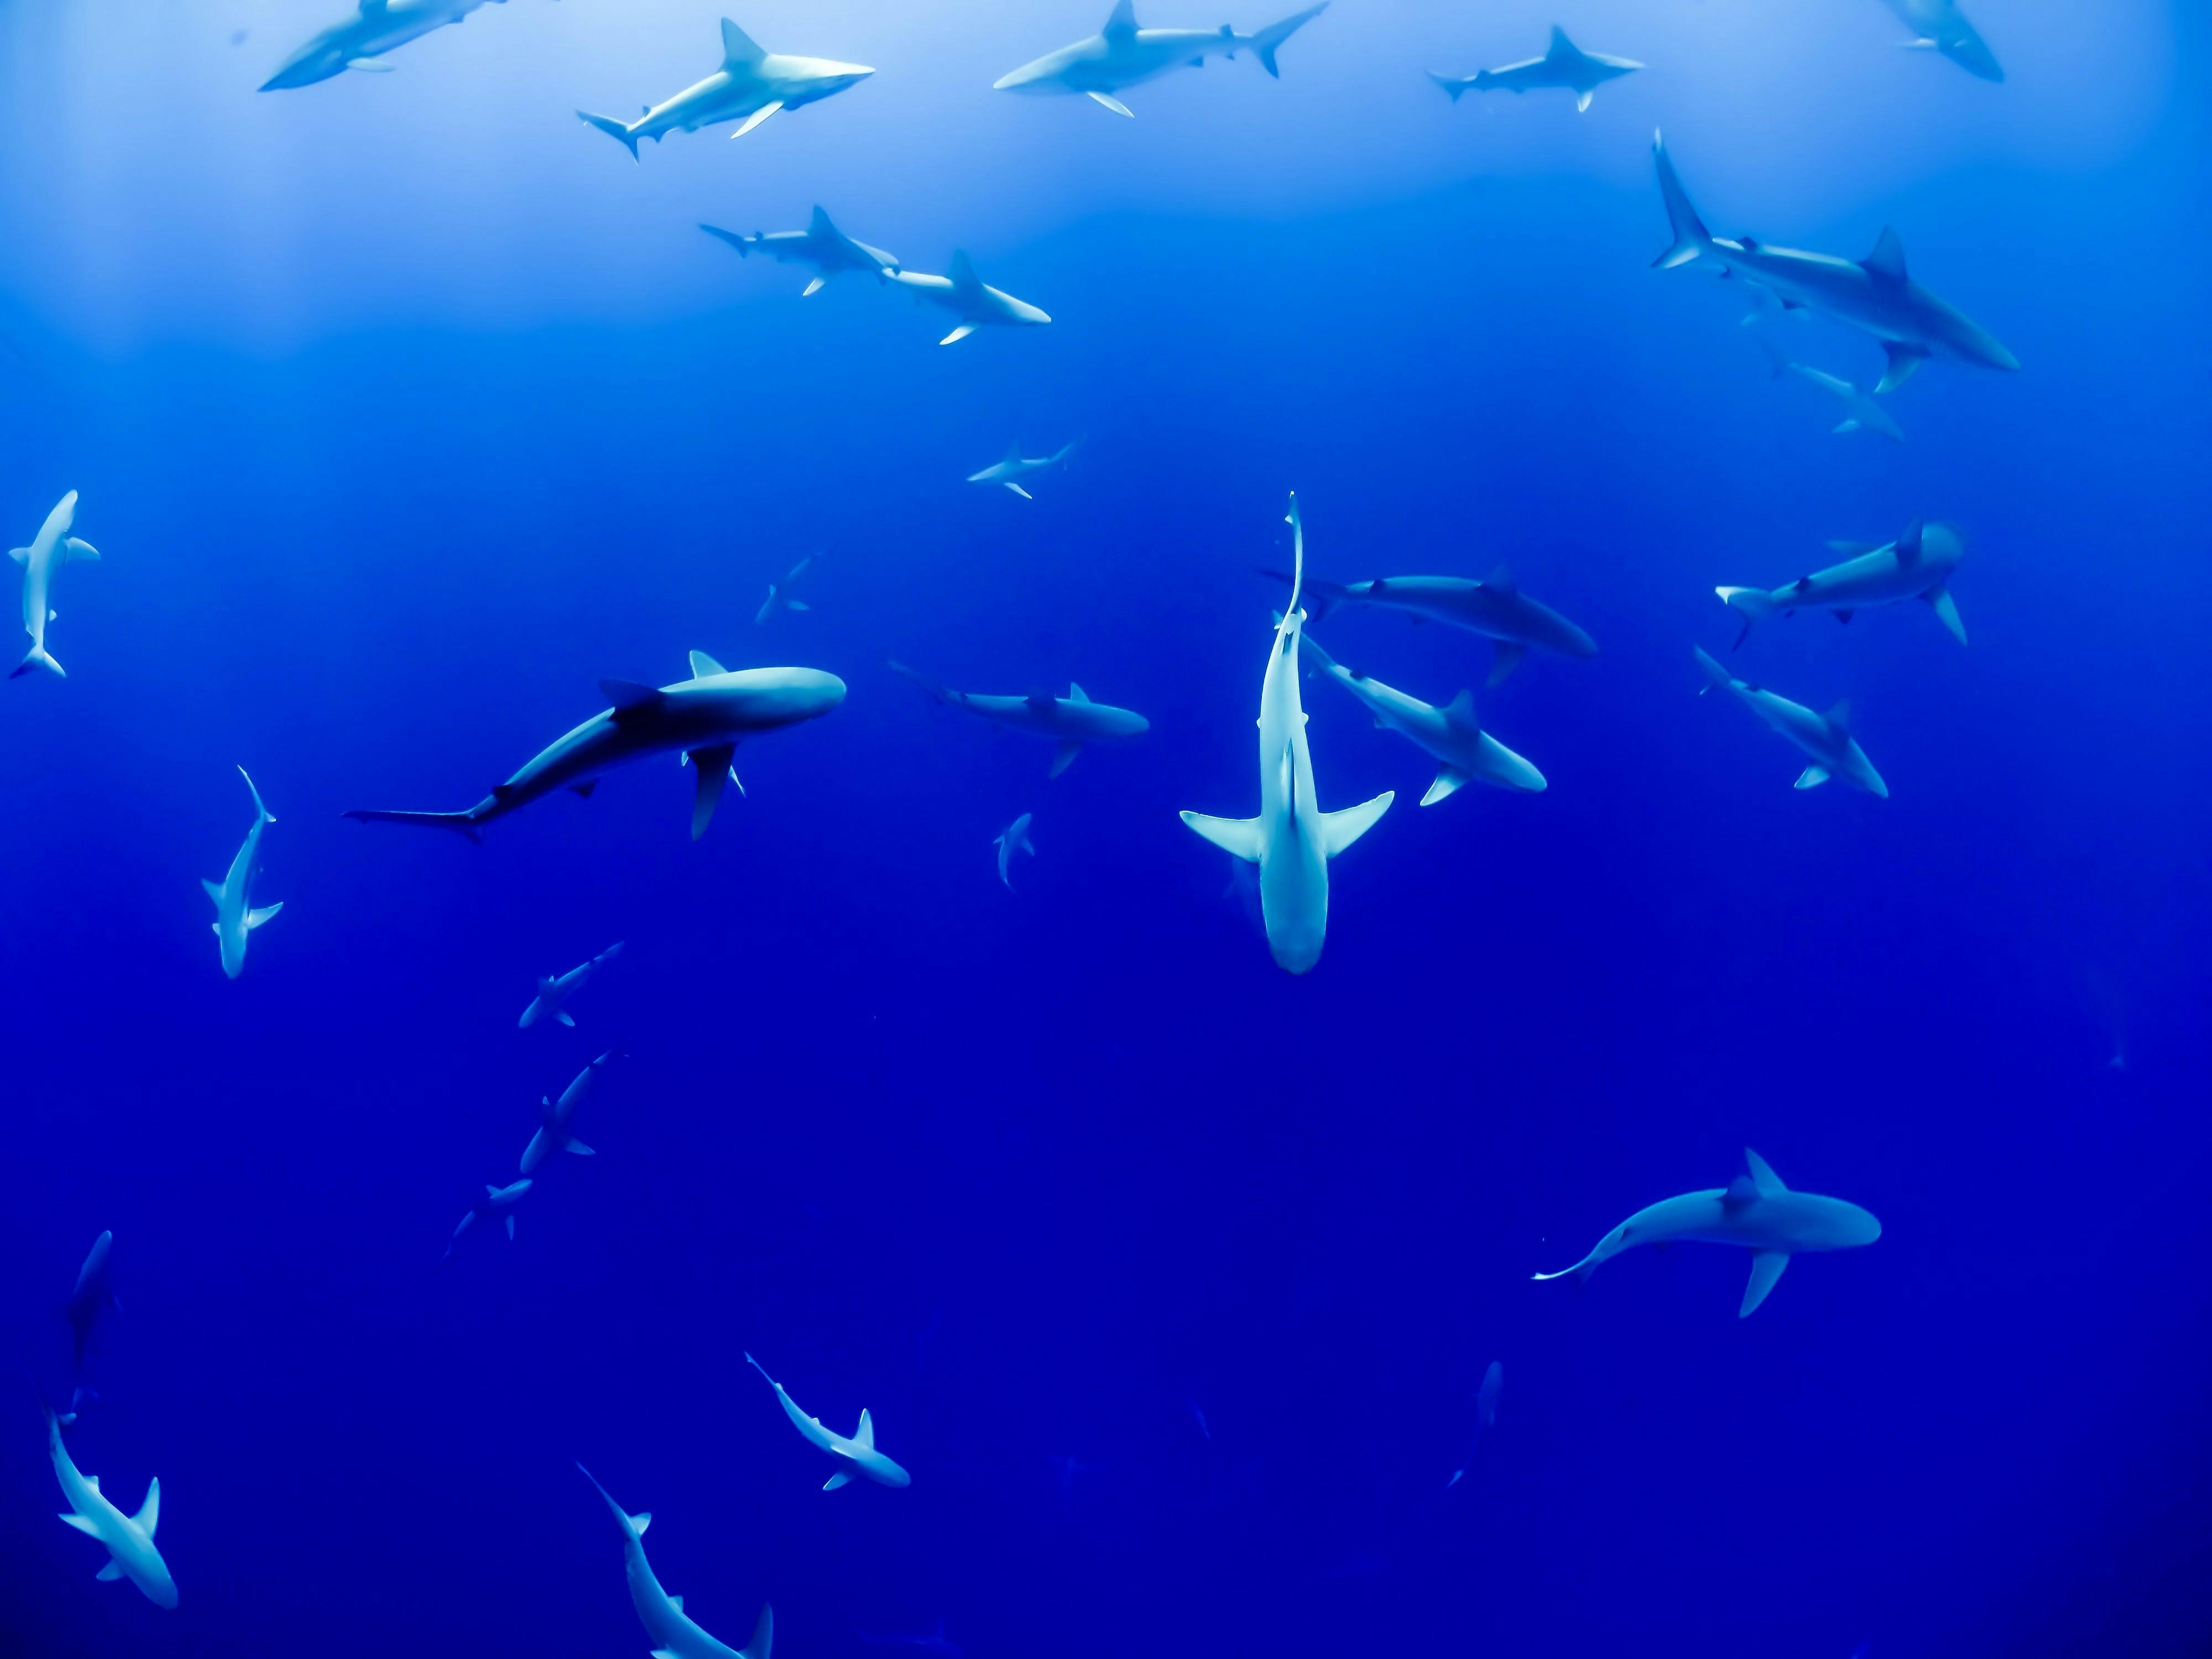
[[3, 2, 2208, 1655]]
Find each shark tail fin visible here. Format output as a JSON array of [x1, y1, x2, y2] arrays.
[[1650, 130, 1711, 269], [1532, 1248, 1603, 1285], [11, 644, 64, 678], [577, 110, 640, 160], [238, 765, 275, 823], [343, 808, 484, 843], [1250, 3, 1326, 77], [1714, 586, 1777, 648]]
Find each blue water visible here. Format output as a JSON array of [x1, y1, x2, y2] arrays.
[[4, 2, 2209, 1655]]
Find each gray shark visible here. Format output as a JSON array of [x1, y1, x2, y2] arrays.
[[890, 662, 1147, 777], [1430, 26, 1641, 113], [1718, 519, 1966, 646], [445, 1178, 531, 1258], [1267, 565, 1595, 685], [1300, 630, 1544, 805], [1757, 333, 1903, 442], [1447, 1359, 1502, 1486], [48, 1404, 175, 1608], [967, 439, 1079, 500], [1882, 0, 2002, 81], [1535, 1149, 1881, 1317], [994, 1, 1328, 117], [522, 1048, 617, 1173], [1653, 129, 2017, 392], [260, 0, 521, 91], [756, 556, 819, 624], [745, 1353, 912, 1490], [1694, 646, 1888, 797], [994, 812, 1036, 889], [346, 652, 844, 841], [9, 489, 97, 679], [888, 253, 1052, 346], [702, 207, 899, 298], [520, 941, 623, 1030], [63, 1231, 117, 1416], [578, 17, 873, 158], [204, 768, 283, 980], [577, 1463, 774, 1659]]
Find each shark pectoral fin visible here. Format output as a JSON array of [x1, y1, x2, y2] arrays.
[[1086, 90, 1135, 116], [557, 1011, 576, 1028], [96, 1561, 124, 1581], [59, 1513, 99, 1536], [1833, 419, 1860, 434], [1048, 740, 1083, 779], [801, 275, 827, 298], [6, 546, 26, 565], [1740, 1250, 1791, 1317], [1319, 790, 1394, 857], [1485, 641, 1527, 686], [1574, 89, 1593, 112], [1180, 810, 1262, 862], [1875, 341, 1928, 393], [731, 100, 784, 139], [504, 1214, 517, 1241], [1420, 768, 1469, 806], [654, 1650, 686, 1659], [247, 902, 283, 930], [64, 537, 97, 562], [1926, 586, 1967, 645], [600, 678, 666, 716], [940, 324, 977, 346], [823, 1470, 854, 1491], [1004, 482, 1033, 500], [1794, 765, 1831, 789], [567, 1140, 596, 1156], [687, 744, 738, 838], [346, 56, 395, 72]]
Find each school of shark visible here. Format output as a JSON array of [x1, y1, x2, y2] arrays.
[[15, 0, 2054, 1652]]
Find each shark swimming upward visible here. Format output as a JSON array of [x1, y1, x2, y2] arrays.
[[994, 1, 1329, 118], [204, 768, 284, 980], [745, 1353, 912, 1490], [48, 1404, 176, 1608], [9, 489, 97, 679]]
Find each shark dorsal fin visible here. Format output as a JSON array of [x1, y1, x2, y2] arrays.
[[721, 17, 766, 67], [1068, 681, 1089, 703], [1744, 1148, 1788, 1196], [1822, 698, 1852, 734], [1442, 688, 1478, 730], [1103, 0, 1139, 39], [601, 678, 665, 716], [1004, 439, 1025, 463], [1721, 1173, 1760, 1211], [1547, 24, 1577, 58], [855, 1407, 876, 1449], [671, 1595, 684, 1611], [1484, 564, 1517, 596], [808, 205, 836, 237], [1863, 226, 1908, 284], [1894, 519, 1924, 567], [133, 1478, 159, 1537], [689, 649, 729, 678], [947, 250, 980, 291]]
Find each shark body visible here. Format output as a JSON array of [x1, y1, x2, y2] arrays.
[[745, 1353, 911, 1490], [520, 942, 624, 1030], [1430, 26, 1641, 112], [1718, 519, 1966, 646], [702, 208, 898, 298], [1758, 335, 1904, 441], [1301, 630, 1544, 805], [994, 1, 1328, 117], [888, 254, 1051, 346], [578, 18, 873, 158], [204, 768, 283, 980], [891, 662, 1147, 777], [9, 489, 97, 679], [1694, 646, 1888, 797], [994, 813, 1036, 889], [576, 1463, 774, 1659], [1882, 0, 2002, 80], [1271, 565, 1594, 685], [49, 1406, 176, 1608], [522, 1048, 617, 1172], [966, 440, 1079, 500]]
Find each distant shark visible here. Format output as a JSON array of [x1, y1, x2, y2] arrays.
[[1266, 565, 1595, 686], [260, 0, 524, 91], [994, 812, 1036, 889], [444, 1178, 531, 1258], [346, 653, 844, 841], [1718, 519, 1966, 646], [1694, 646, 1888, 797], [888, 254, 1052, 346], [745, 1353, 912, 1490], [1757, 333, 1903, 442], [204, 768, 283, 980], [994, 1, 1328, 117], [967, 439, 1079, 500], [1653, 129, 2017, 392], [576, 1462, 774, 1659], [701, 208, 899, 298], [1182, 495, 1394, 974], [520, 942, 623, 1030], [1535, 1149, 1881, 1317], [48, 1402, 176, 1608], [1447, 1360, 1502, 1486], [63, 1231, 118, 1420], [522, 1048, 617, 1173], [1430, 26, 1641, 113], [756, 556, 820, 624], [1881, 0, 2002, 81], [890, 662, 1148, 777], [9, 489, 97, 679], [578, 17, 873, 158], [1301, 629, 1545, 805]]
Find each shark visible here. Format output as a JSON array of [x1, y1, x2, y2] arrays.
[[993, 1, 1328, 117], [1653, 129, 2018, 392], [1266, 565, 1595, 686], [48, 1404, 176, 1608], [1300, 629, 1545, 806], [444, 1178, 531, 1258], [576, 1463, 774, 1659], [755, 556, 820, 624], [1694, 646, 1888, 797], [888, 254, 1051, 346], [1718, 519, 1966, 646], [1429, 26, 1642, 113], [522, 1048, 617, 1173], [966, 439, 1079, 500], [701, 208, 899, 298], [521, 942, 624, 1030], [204, 768, 284, 980], [744, 1353, 912, 1490], [9, 489, 97, 679], [994, 812, 1036, 889], [890, 662, 1148, 777], [1757, 333, 1904, 442], [1881, 0, 2002, 81], [1534, 1149, 1881, 1317], [1447, 1360, 1502, 1487], [259, 0, 520, 91], [346, 653, 844, 841], [62, 1230, 118, 1422], [1182, 494, 1394, 974], [578, 17, 873, 159]]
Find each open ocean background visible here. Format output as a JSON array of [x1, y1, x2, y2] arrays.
[[2, 1, 2208, 1654]]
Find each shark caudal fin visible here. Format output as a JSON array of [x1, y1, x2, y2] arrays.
[[1250, 3, 1327, 77], [11, 644, 64, 678], [575, 1463, 653, 1537], [237, 765, 275, 824], [1532, 1248, 1603, 1285], [343, 809, 484, 842], [1714, 586, 1778, 648], [576, 111, 641, 159], [1650, 130, 1712, 270]]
